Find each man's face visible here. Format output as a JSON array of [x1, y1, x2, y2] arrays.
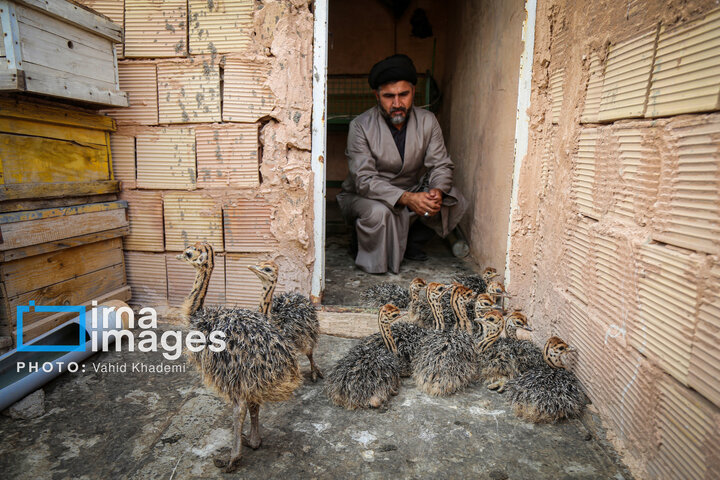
[[375, 80, 415, 126]]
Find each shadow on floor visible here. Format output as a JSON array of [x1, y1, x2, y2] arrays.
[[324, 202, 484, 307]]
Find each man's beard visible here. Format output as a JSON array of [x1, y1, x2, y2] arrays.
[[379, 103, 409, 125]]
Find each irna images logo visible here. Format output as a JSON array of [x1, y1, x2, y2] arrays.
[[15, 301, 227, 360], [17, 301, 86, 352]]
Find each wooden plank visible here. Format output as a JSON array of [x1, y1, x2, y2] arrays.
[[14, 0, 123, 43], [0, 132, 110, 184], [0, 208, 127, 251], [0, 200, 126, 224], [0, 281, 9, 335], [318, 310, 377, 339], [0, 96, 116, 130], [0, 225, 127, 262], [0, 193, 117, 213], [0, 10, 5, 57], [0, 116, 107, 145], [17, 285, 131, 342], [16, 4, 117, 84], [1, 1, 23, 72], [0, 180, 119, 201], [23, 61, 128, 108], [0, 70, 21, 90], [7, 262, 125, 326], [1, 237, 123, 297]]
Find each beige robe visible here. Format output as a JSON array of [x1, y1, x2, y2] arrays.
[[337, 106, 467, 274]]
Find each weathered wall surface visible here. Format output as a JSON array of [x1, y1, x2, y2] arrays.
[[81, 0, 316, 310], [508, 1, 720, 478], [439, 0, 525, 275]]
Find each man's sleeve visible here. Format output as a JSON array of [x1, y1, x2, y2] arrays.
[[424, 115, 455, 196], [346, 120, 406, 208]]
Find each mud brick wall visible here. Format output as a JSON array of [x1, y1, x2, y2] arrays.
[[508, 1, 720, 478], [81, 0, 315, 311]]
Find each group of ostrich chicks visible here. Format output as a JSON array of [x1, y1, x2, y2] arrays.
[[177, 242, 585, 472]]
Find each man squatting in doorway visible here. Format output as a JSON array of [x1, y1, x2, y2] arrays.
[[337, 54, 468, 274]]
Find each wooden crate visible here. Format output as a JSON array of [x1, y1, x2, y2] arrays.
[[0, 200, 130, 343], [0, 237, 130, 341], [0, 96, 121, 213], [0, 0, 127, 107]]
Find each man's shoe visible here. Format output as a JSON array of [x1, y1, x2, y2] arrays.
[[404, 245, 428, 261]]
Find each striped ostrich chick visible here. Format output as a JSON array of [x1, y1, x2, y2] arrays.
[[412, 284, 484, 396], [407, 277, 429, 324], [471, 308, 505, 355], [377, 303, 428, 376], [360, 282, 411, 309], [412, 281, 473, 331], [486, 280, 512, 311], [177, 243, 301, 473], [507, 336, 586, 423], [249, 261, 322, 381], [469, 293, 495, 335], [452, 267, 499, 294], [324, 305, 406, 409], [480, 311, 544, 393]]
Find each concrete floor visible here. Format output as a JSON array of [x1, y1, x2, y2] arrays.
[[1, 332, 633, 479], [324, 203, 482, 306]]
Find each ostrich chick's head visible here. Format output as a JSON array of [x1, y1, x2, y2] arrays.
[[474, 294, 495, 315], [177, 242, 214, 270], [505, 311, 532, 339], [486, 281, 510, 298], [543, 336, 576, 369], [426, 282, 449, 305], [248, 260, 279, 286], [409, 277, 427, 302], [482, 267, 499, 283], [476, 309, 505, 352], [378, 304, 403, 354]]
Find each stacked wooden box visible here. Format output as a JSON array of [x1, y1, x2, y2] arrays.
[[0, 0, 130, 351]]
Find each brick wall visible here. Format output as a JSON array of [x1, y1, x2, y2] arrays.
[[509, 1, 720, 478], [82, 0, 316, 311]]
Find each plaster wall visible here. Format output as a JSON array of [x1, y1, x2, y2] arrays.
[[508, 1, 720, 478], [84, 0, 317, 309], [439, 0, 525, 275]]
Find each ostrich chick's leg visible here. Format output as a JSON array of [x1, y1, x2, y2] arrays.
[[308, 352, 323, 382], [242, 402, 262, 449], [214, 401, 247, 473]]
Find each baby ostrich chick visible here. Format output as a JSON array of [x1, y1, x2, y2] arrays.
[[361, 282, 411, 309], [177, 243, 301, 473], [452, 267, 499, 294], [407, 277, 427, 316], [412, 284, 504, 396], [480, 311, 543, 393], [507, 336, 586, 423], [249, 261, 322, 381], [324, 305, 407, 409]]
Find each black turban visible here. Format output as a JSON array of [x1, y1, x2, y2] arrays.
[[368, 54, 417, 90]]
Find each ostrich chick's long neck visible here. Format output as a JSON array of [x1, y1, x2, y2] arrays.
[[183, 264, 214, 318], [428, 289, 445, 330], [450, 287, 473, 334], [258, 278, 277, 317]]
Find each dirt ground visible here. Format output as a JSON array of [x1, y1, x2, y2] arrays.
[[1, 331, 633, 479]]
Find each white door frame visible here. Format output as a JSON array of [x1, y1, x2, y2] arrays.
[[505, 0, 537, 288], [310, 0, 329, 302]]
